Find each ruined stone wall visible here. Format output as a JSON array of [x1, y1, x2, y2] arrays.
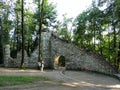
[[4, 32, 52, 68], [41, 32, 53, 68], [4, 32, 116, 74], [4, 45, 11, 67], [50, 36, 116, 74], [26, 32, 52, 68], [29, 32, 52, 68], [4, 45, 29, 68], [4, 45, 18, 67]]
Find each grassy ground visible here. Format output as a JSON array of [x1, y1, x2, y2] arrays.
[[0, 76, 50, 86]]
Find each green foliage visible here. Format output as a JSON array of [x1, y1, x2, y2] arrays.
[[1, 0, 119, 72], [56, 15, 73, 41], [9, 0, 57, 56], [74, 0, 120, 71], [33, 0, 57, 28], [0, 0, 13, 45], [0, 0, 57, 68]]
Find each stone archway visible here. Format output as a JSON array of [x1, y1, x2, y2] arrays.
[[54, 55, 65, 70], [58, 56, 65, 67]]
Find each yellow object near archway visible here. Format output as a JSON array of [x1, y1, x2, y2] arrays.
[[54, 55, 65, 70]]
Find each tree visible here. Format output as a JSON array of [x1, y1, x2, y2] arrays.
[[31, 0, 57, 52], [20, 0, 24, 69], [0, 0, 13, 64], [37, 0, 44, 70], [73, 0, 120, 72], [0, 1, 4, 64], [10, 0, 21, 58], [56, 14, 73, 42], [33, 0, 57, 28], [73, 11, 87, 48], [0, 17, 4, 64]]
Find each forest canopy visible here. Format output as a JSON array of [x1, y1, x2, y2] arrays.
[[0, 0, 120, 71]]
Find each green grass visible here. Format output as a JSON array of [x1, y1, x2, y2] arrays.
[[0, 76, 50, 86]]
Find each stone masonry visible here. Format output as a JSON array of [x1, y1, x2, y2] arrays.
[[50, 36, 116, 74], [4, 31, 116, 74]]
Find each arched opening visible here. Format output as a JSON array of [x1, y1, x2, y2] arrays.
[[58, 56, 65, 67], [54, 55, 65, 70]]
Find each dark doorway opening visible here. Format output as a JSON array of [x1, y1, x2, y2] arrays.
[[54, 55, 65, 70], [58, 56, 65, 67]]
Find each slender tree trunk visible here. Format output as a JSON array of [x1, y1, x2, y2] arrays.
[[113, 25, 117, 68], [113, 26, 116, 48], [99, 28, 102, 55], [20, 0, 24, 69], [16, 11, 19, 52], [93, 20, 96, 51], [117, 42, 120, 72], [31, 36, 34, 52], [108, 25, 111, 64], [0, 18, 4, 64], [27, 40, 30, 57], [38, 0, 44, 70], [13, 28, 16, 50]]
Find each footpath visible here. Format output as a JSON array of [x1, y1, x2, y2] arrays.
[[0, 68, 119, 90]]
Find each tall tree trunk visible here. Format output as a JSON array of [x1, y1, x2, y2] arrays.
[[0, 18, 4, 64], [16, 10, 19, 52], [20, 0, 24, 69], [38, 0, 44, 70], [108, 25, 111, 64], [99, 28, 103, 55], [117, 42, 120, 72], [113, 26, 116, 48], [27, 40, 30, 57], [93, 21, 96, 51], [113, 25, 117, 67], [13, 28, 16, 51]]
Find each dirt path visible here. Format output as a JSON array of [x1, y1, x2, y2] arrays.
[[0, 68, 119, 90]]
